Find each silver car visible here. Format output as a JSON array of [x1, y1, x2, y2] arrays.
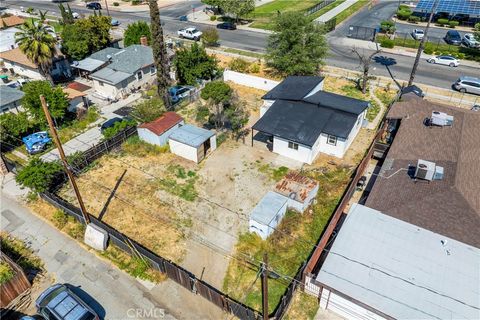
[[453, 77, 480, 95]]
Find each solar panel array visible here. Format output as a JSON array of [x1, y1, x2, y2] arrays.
[[415, 0, 480, 17]]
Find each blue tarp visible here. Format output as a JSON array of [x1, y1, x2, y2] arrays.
[[22, 131, 52, 154]]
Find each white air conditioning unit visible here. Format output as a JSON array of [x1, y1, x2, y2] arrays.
[[431, 111, 454, 126], [415, 159, 436, 181]]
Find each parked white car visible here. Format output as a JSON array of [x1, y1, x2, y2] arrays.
[[427, 55, 459, 67], [177, 27, 202, 41], [462, 33, 478, 48], [411, 29, 424, 40]]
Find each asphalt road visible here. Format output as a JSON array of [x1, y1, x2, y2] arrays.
[[1, 0, 479, 91]]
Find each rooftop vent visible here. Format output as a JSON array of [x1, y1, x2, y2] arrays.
[[431, 111, 453, 127], [414, 159, 444, 181]]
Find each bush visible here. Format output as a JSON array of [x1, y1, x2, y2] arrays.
[[228, 57, 250, 73], [380, 20, 395, 33], [396, 9, 411, 20], [210, 15, 217, 21], [53, 210, 68, 229], [196, 105, 210, 122], [102, 119, 136, 139], [249, 62, 261, 73], [16, 158, 63, 193], [131, 0, 141, 5], [437, 18, 449, 26], [113, 2, 119, 6], [398, 4, 409, 10], [423, 44, 434, 54], [26, 7, 35, 14], [449, 20, 459, 28], [0, 262, 15, 285], [408, 16, 421, 23], [201, 27, 219, 47], [380, 38, 395, 48]]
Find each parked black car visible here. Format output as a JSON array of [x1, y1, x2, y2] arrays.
[[444, 30, 462, 45], [86, 2, 102, 10], [216, 22, 237, 30]]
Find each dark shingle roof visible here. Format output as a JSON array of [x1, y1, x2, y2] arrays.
[[302, 91, 369, 115], [253, 100, 358, 145], [262, 76, 324, 100], [366, 97, 480, 248]]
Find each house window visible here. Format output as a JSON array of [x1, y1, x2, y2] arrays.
[[150, 66, 155, 74], [137, 71, 143, 80], [327, 135, 337, 146], [98, 81, 104, 87], [288, 141, 299, 150]]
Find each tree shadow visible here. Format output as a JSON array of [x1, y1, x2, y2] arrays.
[[373, 56, 403, 89], [98, 169, 127, 221], [64, 284, 106, 319]]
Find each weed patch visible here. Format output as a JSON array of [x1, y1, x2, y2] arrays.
[[0, 262, 15, 284], [158, 164, 198, 201], [0, 232, 44, 272]]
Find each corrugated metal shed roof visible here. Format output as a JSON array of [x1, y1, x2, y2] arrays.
[[169, 124, 214, 148], [317, 203, 480, 320], [250, 191, 289, 225]]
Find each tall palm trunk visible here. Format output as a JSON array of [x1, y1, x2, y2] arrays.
[[148, 0, 171, 110]]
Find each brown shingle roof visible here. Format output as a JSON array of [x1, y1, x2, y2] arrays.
[[138, 112, 183, 135], [366, 97, 480, 248], [0, 47, 37, 69], [0, 16, 25, 28]]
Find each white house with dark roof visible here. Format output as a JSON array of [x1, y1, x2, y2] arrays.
[[88, 45, 156, 99], [253, 76, 369, 163]]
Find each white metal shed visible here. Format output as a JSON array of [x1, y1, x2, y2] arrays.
[[168, 124, 216, 163]]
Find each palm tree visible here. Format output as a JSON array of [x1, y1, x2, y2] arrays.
[[39, 10, 49, 23], [15, 19, 56, 82], [148, 0, 171, 110]]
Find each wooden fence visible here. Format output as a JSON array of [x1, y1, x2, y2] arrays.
[[0, 253, 31, 308]]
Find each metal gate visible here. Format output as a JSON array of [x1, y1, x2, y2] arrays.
[[346, 25, 376, 41]]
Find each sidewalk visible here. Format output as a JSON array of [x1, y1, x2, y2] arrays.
[[330, 36, 480, 69], [186, 10, 273, 34], [315, 0, 359, 23], [41, 92, 142, 162]]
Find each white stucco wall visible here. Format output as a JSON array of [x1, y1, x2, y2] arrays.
[[249, 200, 288, 240], [169, 139, 199, 163], [223, 70, 280, 91], [209, 135, 217, 152], [273, 136, 314, 164], [0, 28, 19, 53], [67, 96, 85, 113], [138, 121, 184, 146], [320, 288, 387, 320], [2, 61, 43, 80]]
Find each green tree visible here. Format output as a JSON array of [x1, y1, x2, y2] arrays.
[[124, 21, 151, 46], [148, 0, 171, 110], [220, 0, 255, 21], [201, 81, 232, 104], [201, 0, 223, 7], [15, 157, 63, 193], [174, 43, 219, 85], [61, 15, 111, 60], [201, 27, 219, 47], [131, 97, 165, 123], [22, 81, 69, 125], [15, 19, 56, 81], [266, 11, 328, 76], [475, 23, 480, 42], [0, 112, 37, 146], [38, 10, 49, 22]]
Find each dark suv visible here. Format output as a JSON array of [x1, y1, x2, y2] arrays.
[[36, 284, 99, 320], [444, 30, 461, 45], [86, 2, 102, 10]]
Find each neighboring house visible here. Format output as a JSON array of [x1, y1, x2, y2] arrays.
[[315, 203, 479, 320], [365, 97, 480, 248], [64, 87, 88, 113], [252, 76, 369, 163], [0, 85, 24, 113], [0, 16, 25, 29], [274, 172, 318, 212], [89, 45, 155, 100], [138, 112, 185, 146], [168, 124, 216, 163], [0, 27, 20, 52], [71, 47, 122, 78], [0, 47, 72, 82], [249, 191, 289, 240]]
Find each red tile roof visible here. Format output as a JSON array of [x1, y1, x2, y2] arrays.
[[67, 82, 91, 92], [138, 112, 183, 135]]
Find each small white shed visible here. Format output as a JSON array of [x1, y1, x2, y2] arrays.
[[138, 112, 184, 146], [168, 124, 216, 163], [249, 191, 289, 240]]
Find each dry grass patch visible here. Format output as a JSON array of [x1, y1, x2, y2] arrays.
[[284, 291, 319, 320]]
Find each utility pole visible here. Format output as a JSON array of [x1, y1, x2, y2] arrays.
[[261, 253, 269, 320], [408, 0, 439, 86], [40, 95, 91, 224], [104, 0, 110, 16]]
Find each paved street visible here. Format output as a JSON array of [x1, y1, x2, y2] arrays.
[[0, 194, 176, 320]]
